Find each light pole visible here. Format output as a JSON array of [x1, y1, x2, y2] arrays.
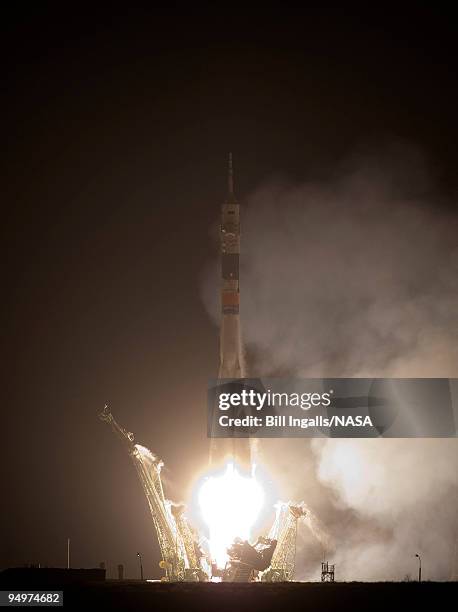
[[136, 552, 144, 581], [415, 553, 421, 582]]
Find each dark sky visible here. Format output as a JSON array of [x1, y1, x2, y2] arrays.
[[2, 7, 458, 577]]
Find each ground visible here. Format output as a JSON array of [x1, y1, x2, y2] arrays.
[[1, 574, 456, 611]]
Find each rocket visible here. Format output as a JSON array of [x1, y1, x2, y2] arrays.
[[209, 154, 252, 470], [219, 153, 244, 379]]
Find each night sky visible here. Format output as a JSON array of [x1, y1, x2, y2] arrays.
[[3, 7, 458, 578]]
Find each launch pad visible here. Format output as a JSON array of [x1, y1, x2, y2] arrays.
[[100, 156, 307, 581], [99, 404, 305, 582]]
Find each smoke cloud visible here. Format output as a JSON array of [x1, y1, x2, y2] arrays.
[[202, 143, 458, 580]]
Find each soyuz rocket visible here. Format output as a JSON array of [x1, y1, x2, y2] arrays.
[[209, 154, 252, 470], [219, 153, 244, 379]]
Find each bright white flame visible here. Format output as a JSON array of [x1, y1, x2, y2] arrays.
[[198, 463, 264, 568]]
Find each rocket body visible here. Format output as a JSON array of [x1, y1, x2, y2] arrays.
[[219, 182, 244, 378]]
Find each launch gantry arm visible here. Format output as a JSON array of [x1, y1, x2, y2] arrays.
[[99, 405, 206, 581], [261, 503, 306, 582]]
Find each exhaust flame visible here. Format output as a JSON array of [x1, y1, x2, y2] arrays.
[[198, 463, 265, 568]]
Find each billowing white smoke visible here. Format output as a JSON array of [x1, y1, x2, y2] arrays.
[[201, 144, 458, 580], [312, 438, 457, 580], [315, 439, 457, 519]]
